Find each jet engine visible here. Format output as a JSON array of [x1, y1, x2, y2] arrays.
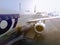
[[34, 21, 45, 34], [0, 14, 20, 35]]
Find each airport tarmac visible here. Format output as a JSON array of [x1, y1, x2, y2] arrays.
[[16, 15, 60, 45]]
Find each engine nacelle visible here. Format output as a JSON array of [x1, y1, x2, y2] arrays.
[[0, 14, 20, 35], [34, 22, 45, 34]]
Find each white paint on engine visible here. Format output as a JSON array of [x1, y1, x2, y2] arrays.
[[34, 22, 45, 34]]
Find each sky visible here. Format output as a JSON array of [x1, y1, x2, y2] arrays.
[[20, 0, 60, 14], [0, 0, 20, 13], [37, 0, 60, 12], [0, 0, 60, 14]]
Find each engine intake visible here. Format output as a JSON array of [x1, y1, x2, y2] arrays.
[[34, 22, 45, 33]]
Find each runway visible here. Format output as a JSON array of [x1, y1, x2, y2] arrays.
[[41, 18, 60, 45], [18, 15, 60, 45]]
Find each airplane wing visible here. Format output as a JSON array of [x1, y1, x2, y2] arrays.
[[27, 16, 60, 23]]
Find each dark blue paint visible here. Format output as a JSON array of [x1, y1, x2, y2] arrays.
[[0, 19, 12, 34], [13, 18, 18, 28], [0, 14, 20, 35]]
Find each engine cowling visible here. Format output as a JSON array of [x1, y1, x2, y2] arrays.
[[34, 22, 45, 33], [0, 14, 20, 35]]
